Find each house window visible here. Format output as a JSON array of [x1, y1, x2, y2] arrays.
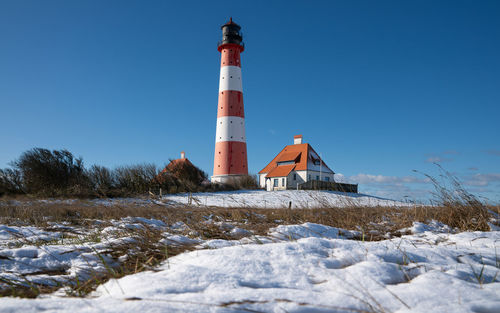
[[293, 173, 296, 180], [273, 179, 278, 187], [282, 178, 285, 186], [325, 177, 330, 182], [308, 175, 311, 181], [277, 161, 294, 166], [316, 176, 319, 180]]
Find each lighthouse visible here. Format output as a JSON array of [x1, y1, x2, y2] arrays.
[[211, 18, 248, 183]]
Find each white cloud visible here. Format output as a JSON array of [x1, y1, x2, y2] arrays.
[[424, 150, 458, 163], [334, 171, 499, 203], [464, 173, 500, 187], [347, 173, 426, 185], [425, 156, 451, 163], [486, 150, 500, 157], [333, 173, 431, 201]]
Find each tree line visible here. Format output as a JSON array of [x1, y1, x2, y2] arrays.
[[0, 148, 257, 198]]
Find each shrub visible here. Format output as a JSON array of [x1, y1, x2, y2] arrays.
[[113, 164, 158, 196], [0, 168, 24, 196], [86, 165, 115, 197], [11, 148, 88, 196], [223, 174, 259, 190]]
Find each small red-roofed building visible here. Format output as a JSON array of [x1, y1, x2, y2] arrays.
[[157, 151, 206, 185], [258, 135, 336, 191]]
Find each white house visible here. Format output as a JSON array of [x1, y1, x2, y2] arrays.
[[258, 135, 335, 191]]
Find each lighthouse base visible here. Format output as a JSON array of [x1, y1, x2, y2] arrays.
[[211, 174, 248, 184]]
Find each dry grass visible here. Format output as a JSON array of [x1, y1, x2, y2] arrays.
[[0, 198, 496, 239]]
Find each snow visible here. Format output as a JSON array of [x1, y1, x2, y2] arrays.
[[0, 216, 173, 292], [400, 220, 454, 234], [0, 225, 62, 244], [165, 190, 410, 208], [269, 222, 361, 240], [0, 190, 411, 210], [0, 221, 498, 312]]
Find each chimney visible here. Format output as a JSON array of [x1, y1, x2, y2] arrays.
[[293, 135, 303, 145], [180, 151, 185, 159]]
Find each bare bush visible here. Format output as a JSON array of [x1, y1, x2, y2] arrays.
[[10, 148, 88, 196], [86, 165, 115, 197], [210, 174, 259, 191], [0, 168, 24, 195], [113, 164, 158, 196]]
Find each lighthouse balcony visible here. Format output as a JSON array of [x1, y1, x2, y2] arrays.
[[218, 40, 245, 50]]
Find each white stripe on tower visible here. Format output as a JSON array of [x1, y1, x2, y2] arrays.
[[219, 66, 242, 93], [215, 116, 246, 142]]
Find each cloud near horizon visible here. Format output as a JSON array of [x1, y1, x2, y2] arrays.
[[486, 150, 500, 157], [334, 170, 499, 203], [464, 173, 500, 187], [343, 173, 427, 185], [334, 173, 431, 201], [426, 156, 445, 163]]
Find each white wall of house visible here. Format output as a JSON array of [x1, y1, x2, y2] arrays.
[[265, 176, 288, 191], [260, 169, 335, 191], [305, 170, 335, 183], [287, 170, 306, 188], [307, 150, 334, 174], [259, 174, 267, 189]]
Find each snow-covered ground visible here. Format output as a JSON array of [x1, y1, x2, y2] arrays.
[[0, 220, 498, 312], [0, 190, 411, 209], [0, 219, 155, 291], [164, 190, 410, 208]]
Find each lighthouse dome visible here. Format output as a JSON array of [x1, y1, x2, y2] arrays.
[[219, 18, 243, 48]]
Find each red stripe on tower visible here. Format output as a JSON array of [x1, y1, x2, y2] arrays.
[[211, 18, 248, 183]]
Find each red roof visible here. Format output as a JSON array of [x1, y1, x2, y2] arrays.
[[277, 151, 301, 162], [259, 143, 334, 175], [266, 164, 295, 178]]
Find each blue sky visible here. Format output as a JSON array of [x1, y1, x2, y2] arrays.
[[1, 0, 499, 202]]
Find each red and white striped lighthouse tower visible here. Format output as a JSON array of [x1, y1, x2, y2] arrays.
[[211, 18, 248, 183]]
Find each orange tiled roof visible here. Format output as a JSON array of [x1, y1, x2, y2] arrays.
[[277, 151, 301, 162], [266, 164, 296, 178], [259, 143, 334, 174]]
